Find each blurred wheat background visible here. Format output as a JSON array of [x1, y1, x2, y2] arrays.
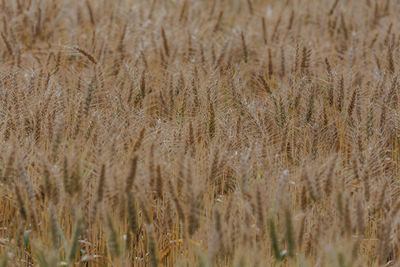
[[0, 0, 399, 266]]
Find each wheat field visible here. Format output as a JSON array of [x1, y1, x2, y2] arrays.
[[0, 0, 399, 266]]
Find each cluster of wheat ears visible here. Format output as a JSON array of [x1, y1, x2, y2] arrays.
[[0, 0, 400, 266]]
